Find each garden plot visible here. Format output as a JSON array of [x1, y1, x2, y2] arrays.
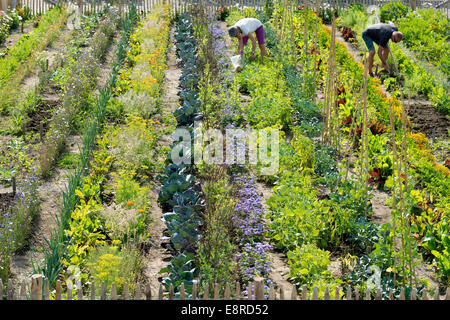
[[0, 6, 126, 286], [1, 2, 448, 301], [221, 5, 448, 298]]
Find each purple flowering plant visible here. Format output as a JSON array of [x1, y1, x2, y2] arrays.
[[232, 173, 272, 298]]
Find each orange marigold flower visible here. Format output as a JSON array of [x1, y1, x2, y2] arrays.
[[434, 163, 450, 176], [127, 201, 134, 206], [138, 209, 145, 213]]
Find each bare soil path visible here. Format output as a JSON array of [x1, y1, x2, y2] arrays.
[[256, 182, 294, 298], [143, 26, 180, 296], [0, 22, 35, 53], [370, 190, 391, 225]]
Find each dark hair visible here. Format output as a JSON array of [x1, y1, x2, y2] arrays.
[[228, 26, 238, 37]]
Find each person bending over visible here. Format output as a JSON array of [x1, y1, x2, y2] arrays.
[[228, 18, 268, 61], [362, 23, 403, 76]]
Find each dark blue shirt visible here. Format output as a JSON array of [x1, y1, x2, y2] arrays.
[[363, 23, 398, 48]]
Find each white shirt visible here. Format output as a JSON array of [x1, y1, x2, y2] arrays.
[[234, 18, 262, 36]]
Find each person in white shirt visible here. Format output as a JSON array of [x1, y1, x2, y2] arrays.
[[228, 18, 267, 61]]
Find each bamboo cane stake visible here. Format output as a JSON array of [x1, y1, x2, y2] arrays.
[[322, 20, 336, 144], [362, 50, 369, 218], [388, 98, 400, 285], [313, 0, 319, 102], [402, 95, 415, 288], [344, 78, 362, 181], [303, 0, 308, 63]]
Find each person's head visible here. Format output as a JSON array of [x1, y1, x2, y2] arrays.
[[228, 26, 242, 39], [391, 31, 403, 43]]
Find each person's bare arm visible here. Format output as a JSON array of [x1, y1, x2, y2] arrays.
[[248, 33, 257, 59], [238, 37, 244, 56]]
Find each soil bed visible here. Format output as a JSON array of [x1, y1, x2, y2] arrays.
[[143, 26, 181, 295], [405, 99, 449, 139]]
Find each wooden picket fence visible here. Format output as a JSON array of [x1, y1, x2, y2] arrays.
[[6, 0, 450, 16], [0, 275, 449, 300]]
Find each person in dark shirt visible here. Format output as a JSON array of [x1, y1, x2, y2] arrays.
[[362, 23, 403, 76]]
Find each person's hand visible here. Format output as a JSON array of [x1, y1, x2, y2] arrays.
[[250, 53, 256, 61]]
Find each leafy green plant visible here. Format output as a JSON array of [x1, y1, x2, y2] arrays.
[[160, 253, 199, 294], [430, 85, 449, 114], [114, 170, 150, 211], [380, 1, 409, 23], [267, 172, 325, 250], [102, 115, 160, 180], [87, 243, 142, 295], [313, 144, 338, 186], [397, 9, 449, 76], [197, 177, 235, 290], [64, 178, 106, 268], [422, 216, 450, 285], [347, 217, 381, 253], [287, 243, 331, 287], [58, 153, 81, 169], [238, 62, 292, 130]]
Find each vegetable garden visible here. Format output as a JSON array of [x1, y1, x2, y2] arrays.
[[0, 0, 448, 301]]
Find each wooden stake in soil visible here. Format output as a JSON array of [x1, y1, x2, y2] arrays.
[[303, 0, 308, 65], [12, 176, 16, 196], [268, 283, 275, 300], [169, 283, 174, 300], [214, 283, 219, 300], [7, 279, 15, 300], [31, 274, 42, 300], [77, 281, 83, 300], [55, 280, 62, 300], [44, 278, 50, 300], [203, 283, 209, 300], [388, 99, 400, 284], [313, 0, 320, 101], [192, 282, 197, 300], [90, 282, 95, 300], [224, 283, 231, 299], [324, 287, 330, 300], [301, 285, 307, 300], [291, 285, 297, 300], [100, 282, 106, 300], [335, 287, 341, 300], [323, 20, 337, 145], [20, 280, 27, 300], [402, 97, 415, 288], [361, 51, 369, 218], [145, 283, 152, 300], [122, 283, 129, 300], [111, 283, 117, 300], [67, 282, 73, 300]]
